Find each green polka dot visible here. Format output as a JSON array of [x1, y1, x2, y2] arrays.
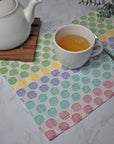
[[89, 22, 96, 27], [52, 49, 55, 53], [11, 62, 19, 68], [44, 33, 52, 39], [48, 108, 58, 117], [82, 77, 90, 84], [61, 90, 70, 98], [97, 18, 104, 23], [20, 72, 29, 78], [88, 12, 95, 16], [88, 17, 96, 21], [8, 77, 17, 85], [35, 52, 41, 57], [80, 21, 87, 26], [72, 83, 80, 91], [97, 24, 105, 28], [34, 115, 44, 125], [1, 60, 10, 66], [90, 28, 97, 33], [92, 79, 101, 87], [61, 80, 70, 88], [72, 20, 79, 24], [9, 69, 18, 76], [37, 38, 42, 43], [43, 40, 51, 45], [72, 74, 80, 82], [106, 25, 114, 30], [102, 63, 111, 70], [105, 19, 112, 24], [21, 64, 30, 70], [52, 55, 57, 61], [60, 100, 69, 109], [0, 67, 8, 74], [103, 72, 112, 79], [98, 29, 105, 34], [36, 104, 46, 113], [102, 56, 109, 62], [80, 16, 87, 20], [43, 53, 50, 59], [71, 93, 81, 101], [81, 68, 90, 75], [50, 87, 59, 95], [82, 86, 91, 94], [26, 101, 35, 110], [42, 60, 50, 67], [92, 62, 100, 68], [92, 70, 101, 77], [36, 45, 42, 50], [33, 59, 40, 64], [38, 94, 48, 102], [49, 97, 58, 106], [43, 47, 51, 52], [31, 66, 40, 72]]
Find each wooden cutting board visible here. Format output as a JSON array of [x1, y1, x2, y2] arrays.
[[0, 18, 40, 62]]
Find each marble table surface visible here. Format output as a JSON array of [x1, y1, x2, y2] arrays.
[[0, 0, 114, 144]]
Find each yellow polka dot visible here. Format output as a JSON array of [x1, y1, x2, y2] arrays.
[[18, 79, 28, 87], [29, 73, 39, 81], [98, 35, 108, 41], [12, 86, 17, 91], [107, 30, 114, 36], [41, 67, 50, 75], [51, 61, 61, 69]]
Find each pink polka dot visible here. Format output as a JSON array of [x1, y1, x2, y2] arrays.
[[59, 122, 69, 131], [46, 118, 57, 128], [71, 113, 82, 123], [94, 97, 103, 106], [103, 80, 113, 88], [83, 95, 92, 103], [83, 105, 93, 114], [93, 88, 102, 96], [104, 90, 114, 98], [71, 103, 81, 112], [39, 126, 43, 132], [45, 130, 56, 140], [59, 111, 70, 120]]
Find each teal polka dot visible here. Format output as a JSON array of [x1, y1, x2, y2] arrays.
[[112, 67, 114, 71], [102, 56, 109, 62], [72, 74, 80, 82], [102, 63, 111, 70], [72, 20, 79, 24], [92, 79, 101, 87], [60, 100, 69, 109], [26, 101, 35, 110], [103, 72, 112, 79], [48, 108, 58, 117], [34, 115, 44, 125], [38, 94, 48, 102], [71, 93, 81, 101], [49, 97, 58, 106], [82, 77, 90, 84], [81, 68, 90, 75], [36, 104, 46, 113], [92, 70, 101, 77], [61, 81, 70, 88], [61, 90, 70, 98], [50, 87, 59, 95], [92, 62, 100, 68], [82, 86, 91, 94], [72, 83, 80, 91]]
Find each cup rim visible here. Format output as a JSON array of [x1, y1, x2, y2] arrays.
[[53, 24, 95, 54]]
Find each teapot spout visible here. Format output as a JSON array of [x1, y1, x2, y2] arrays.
[[24, 0, 42, 24]]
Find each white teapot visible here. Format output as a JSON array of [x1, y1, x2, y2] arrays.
[[0, 0, 42, 50]]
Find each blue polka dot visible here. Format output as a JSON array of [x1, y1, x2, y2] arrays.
[[36, 104, 46, 113], [82, 77, 90, 84], [39, 84, 49, 92], [26, 101, 35, 110], [92, 79, 101, 87], [92, 70, 101, 77], [34, 115, 44, 125], [71, 93, 81, 101], [72, 83, 80, 91], [103, 72, 112, 79], [48, 108, 58, 117], [60, 100, 70, 109], [71, 68, 80, 73], [29, 82, 38, 89], [40, 76, 49, 83], [61, 80, 70, 88], [27, 91, 37, 99], [51, 70, 60, 77], [50, 87, 59, 95], [38, 94, 48, 102], [102, 63, 111, 70], [17, 88, 26, 96], [62, 66, 69, 71], [49, 97, 58, 106], [92, 62, 100, 68], [61, 72, 70, 79], [72, 74, 80, 82], [81, 68, 90, 75], [51, 78, 60, 86], [61, 90, 70, 98], [82, 86, 91, 93]]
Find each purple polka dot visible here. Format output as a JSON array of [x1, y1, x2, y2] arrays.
[[40, 76, 49, 83], [61, 72, 70, 79], [39, 84, 49, 92], [16, 88, 26, 96], [27, 91, 37, 99], [108, 37, 114, 42], [110, 43, 114, 49], [51, 70, 60, 77], [71, 68, 80, 73], [51, 78, 60, 86], [102, 41, 108, 47], [62, 66, 69, 71], [29, 82, 38, 89]]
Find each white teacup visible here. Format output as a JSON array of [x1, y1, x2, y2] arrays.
[[53, 24, 103, 69]]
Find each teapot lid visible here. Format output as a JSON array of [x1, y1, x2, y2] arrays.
[[0, 0, 18, 17]]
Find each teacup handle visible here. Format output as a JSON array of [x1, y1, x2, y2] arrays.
[[91, 39, 103, 57]]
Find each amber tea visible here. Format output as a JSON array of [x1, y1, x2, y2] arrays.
[[57, 34, 90, 52]]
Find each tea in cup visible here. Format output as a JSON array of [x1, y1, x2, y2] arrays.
[[53, 24, 103, 69]]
